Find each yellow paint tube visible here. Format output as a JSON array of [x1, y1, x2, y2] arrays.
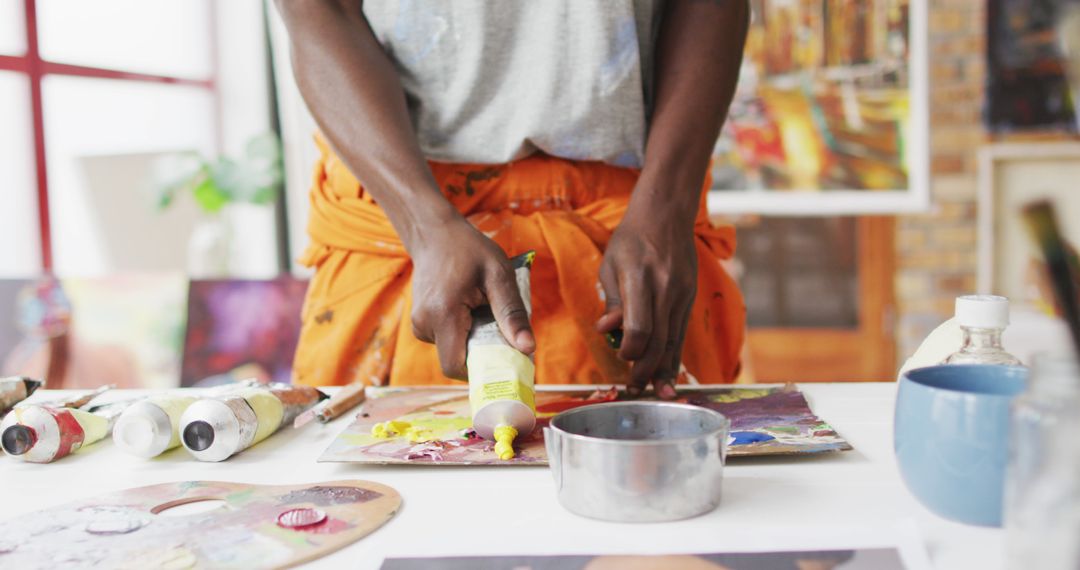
[[467, 251, 537, 460], [179, 383, 326, 462], [113, 381, 257, 458], [113, 394, 198, 458]]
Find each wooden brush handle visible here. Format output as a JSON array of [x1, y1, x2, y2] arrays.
[[317, 383, 368, 423]]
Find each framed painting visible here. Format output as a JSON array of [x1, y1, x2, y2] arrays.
[[985, 0, 1079, 134], [976, 142, 1080, 302], [708, 0, 929, 215]]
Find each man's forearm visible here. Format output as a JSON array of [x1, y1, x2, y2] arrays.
[[276, 0, 461, 252], [632, 0, 749, 224]]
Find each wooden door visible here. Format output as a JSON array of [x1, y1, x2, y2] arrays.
[[731, 216, 896, 382]]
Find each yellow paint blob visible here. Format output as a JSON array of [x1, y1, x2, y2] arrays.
[[711, 389, 772, 404], [371, 420, 412, 438], [402, 426, 435, 443], [493, 425, 518, 460]]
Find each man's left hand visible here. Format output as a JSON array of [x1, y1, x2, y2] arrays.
[[596, 209, 697, 400]]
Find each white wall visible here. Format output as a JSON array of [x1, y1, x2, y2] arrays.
[[214, 0, 279, 278], [266, 2, 319, 277]]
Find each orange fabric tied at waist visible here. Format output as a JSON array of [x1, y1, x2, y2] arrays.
[[294, 135, 745, 387]]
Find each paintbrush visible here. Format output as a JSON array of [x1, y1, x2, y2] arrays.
[[293, 382, 367, 428], [0, 377, 43, 417], [1021, 200, 1080, 359], [32, 384, 115, 410]]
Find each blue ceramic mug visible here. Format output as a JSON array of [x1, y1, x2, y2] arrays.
[[895, 364, 1028, 527]]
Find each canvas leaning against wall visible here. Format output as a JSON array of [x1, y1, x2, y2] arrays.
[[0, 276, 186, 390], [709, 0, 928, 215], [181, 277, 307, 387]]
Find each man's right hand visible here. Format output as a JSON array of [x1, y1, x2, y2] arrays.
[[409, 219, 536, 379]]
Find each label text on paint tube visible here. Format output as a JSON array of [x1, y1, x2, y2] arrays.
[[468, 346, 536, 412]]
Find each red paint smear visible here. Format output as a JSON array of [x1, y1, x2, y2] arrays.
[[535, 387, 619, 414], [45, 407, 84, 460], [295, 517, 349, 534]]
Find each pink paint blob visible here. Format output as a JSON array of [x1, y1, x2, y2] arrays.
[[276, 508, 327, 530]]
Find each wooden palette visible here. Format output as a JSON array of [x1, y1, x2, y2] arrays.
[[0, 480, 401, 569]]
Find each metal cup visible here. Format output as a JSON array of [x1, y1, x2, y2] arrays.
[[545, 401, 729, 522]]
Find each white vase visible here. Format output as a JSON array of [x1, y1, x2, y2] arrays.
[[186, 204, 280, 278], [187, 213, 233, 278], [223, 202, 279, 278]]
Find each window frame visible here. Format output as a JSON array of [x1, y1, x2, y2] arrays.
[[0, 0, 221, 272]]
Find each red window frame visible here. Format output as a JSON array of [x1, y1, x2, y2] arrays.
[[0, 0, 220, 272]]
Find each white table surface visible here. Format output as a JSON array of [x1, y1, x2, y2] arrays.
[[1, 383, 997, 569]]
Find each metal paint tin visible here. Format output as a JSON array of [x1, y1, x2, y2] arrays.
[[545, 401, 729, 523]]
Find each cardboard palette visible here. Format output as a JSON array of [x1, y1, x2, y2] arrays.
[[0, 480, 401, 569], [319, 385, 852, 465]]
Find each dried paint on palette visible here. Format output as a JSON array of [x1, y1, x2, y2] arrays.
[[318, 385, 851, 465], [0, 480, 400, 569]]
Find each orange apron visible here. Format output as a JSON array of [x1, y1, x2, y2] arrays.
[[294, 135, 745, 387]]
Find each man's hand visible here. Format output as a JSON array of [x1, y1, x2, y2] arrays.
[[410, 219, 535, 379], [596, 209, 697, 400], [598, 0, 748, 396]]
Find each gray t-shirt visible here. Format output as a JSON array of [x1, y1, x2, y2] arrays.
[[363, 0, 662, 168]]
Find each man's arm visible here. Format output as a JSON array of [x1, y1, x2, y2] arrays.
[[598, 0, 749, 396], [276, 0, 451, 246], [276, 0, 534, 378]]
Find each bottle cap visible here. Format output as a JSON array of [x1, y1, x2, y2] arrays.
[[114, 401, 173, 458], [954, 295, 1010, 329]]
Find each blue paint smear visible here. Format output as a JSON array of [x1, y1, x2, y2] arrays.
[[730, 431, 776, 445]]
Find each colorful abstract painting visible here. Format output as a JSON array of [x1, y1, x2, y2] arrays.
[[986, 0, 1078, 133], [181, 277, 307, 387], [319, 385, 852, 465], [711, 0, 925, 213]]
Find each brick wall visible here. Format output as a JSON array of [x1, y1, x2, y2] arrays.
[[894, 1, 986, 359]]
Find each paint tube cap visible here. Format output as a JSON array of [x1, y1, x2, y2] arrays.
[[180, 399, 244, 462], [472, 399, 536, 441], [114, 401, 173, 458], [2, 424, 37, 456], [955, 295, 1010, 329]]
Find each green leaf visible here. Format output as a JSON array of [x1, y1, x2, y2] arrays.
[[192, 178, 229, 213]]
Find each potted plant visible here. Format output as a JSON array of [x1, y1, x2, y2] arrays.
[[156, 133, 283, 277]]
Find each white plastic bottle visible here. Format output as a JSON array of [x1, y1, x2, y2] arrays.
[[941, 295, 1022, 366]]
